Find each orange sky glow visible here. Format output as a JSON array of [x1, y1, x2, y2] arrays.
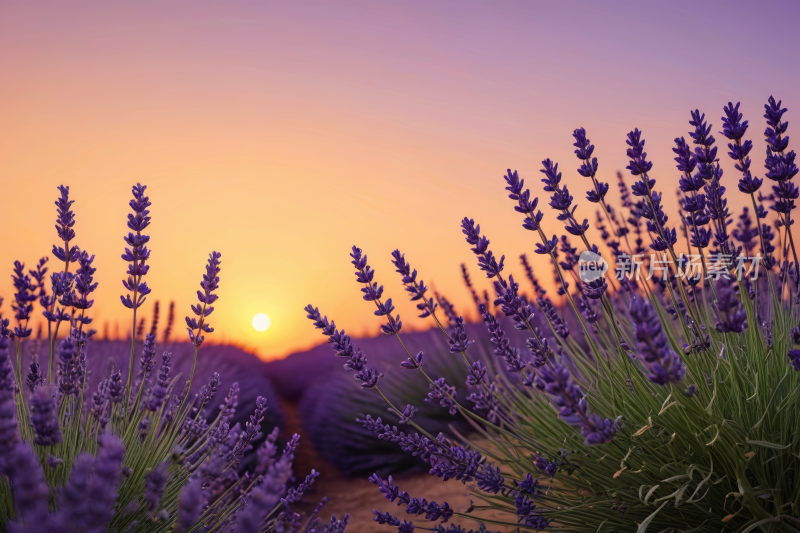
[[2, 1, 798, 360]]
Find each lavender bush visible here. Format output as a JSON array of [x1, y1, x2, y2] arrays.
[[0, 185, 344, 533], [297, 326, 474, 476], [307, 98, 800, 532]]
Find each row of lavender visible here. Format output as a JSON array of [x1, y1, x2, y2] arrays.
[[0, 186, 344, 532], [304, 97, 800, 532]]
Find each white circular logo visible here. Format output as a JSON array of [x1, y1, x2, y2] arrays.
[[578, 250, 608, 282]]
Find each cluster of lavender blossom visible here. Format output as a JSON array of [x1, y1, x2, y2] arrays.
[[305, 96, 800, 532], [1, 185, 344, 533]]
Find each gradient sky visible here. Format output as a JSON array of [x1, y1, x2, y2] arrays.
[[2, 1, 798, 360]]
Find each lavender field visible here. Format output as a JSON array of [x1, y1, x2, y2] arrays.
[[3, 3, 800, 533]]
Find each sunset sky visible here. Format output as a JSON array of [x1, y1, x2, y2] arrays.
[[1, 1, 798, 360]]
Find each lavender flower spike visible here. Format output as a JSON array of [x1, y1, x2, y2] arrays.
[[629, 297, 686, 385], [304, 305, 383, 388], [144, 461, 169, 512], [121, 183, 153, 310], [281, 469, 320, 505], [539, 160, 590, 236], [179, 477, 203, 530], [30, 384, 62, 446], [391, 250, 437, 318], [57, 435, 125, 532], [185, 251, 222, 347], [7, 443, 50, 524], [574, 127, 609, 204], [351, 246, 402, 335], [53, 184, 79, 265]]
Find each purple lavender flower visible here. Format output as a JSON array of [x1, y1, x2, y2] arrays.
[[584, 278, 607, 300], [144, 461, 169, 512], [197, 372, 221, 410], [120, 184, 153, 312], [425, 378, 457, 416], [234, 477, 279, 533], [574, 128, 608, 205], [281, 469, 319, 505], [629, 297, 686, 385], [396, 404, 418, 424], [147, 351, 172, 412], [626, 129, 679, 253], [231, 396, 268, 466], [138, 332, 157, 380], [526, 335, 552, 369], [465, 361, 486, 387], [762, 97, 799, 276], [468, 383, 501, 423], [400, 351, 425, 370], [11, 261, 36, 338], [57, 335, 82, 397], [30, 384, 62, 446], [475, 465, 504, 494], [391, 250, 438, 318], [53, 185, 79, 265], [57, 435, 125, 533], [493, 275, 535, 331], [70, 249, 98, 317], [47, 454, 63, 469], [534, 454, 557, 478], [535, 235, 558, 256], [374, 510, 401, 526], [713, 276, 748, 334], [109, 370, 124, 404], [448, 316, 473, 353], [626, 128, 654, 177], [28, 256, 49, 303], [539, 160, 589, 236], [534, 364, 617, 445], [304, 305, 383, 388], [713, 104, 761, 195], [504, 169, 544, 232], [179, 476, 203, 530], [356, 367, 383, 389], [7, 442, 50, 524], [26, 361, 44, 392], [369, 474, 455, 525], [478, 304, 526, 372], [536, 298, 569, 339], [352, 246, 402, 335], [461, 218, 505, 279], [788, 349, 800, 371], [0, 323, 19, 474], [185, 251, 221, 347], [91, 378, 110, 423], [43, 271, 73, 325], [733, 207, 760, 256], [763, 97, 798, 183]]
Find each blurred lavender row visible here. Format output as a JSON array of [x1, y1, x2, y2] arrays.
[[266, 319, 545, 476]]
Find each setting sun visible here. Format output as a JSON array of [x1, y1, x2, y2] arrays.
[[252, 313, 271, 332]]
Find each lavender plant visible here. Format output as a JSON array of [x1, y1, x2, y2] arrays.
[[307, 97, 800, 532], [1, 185, 338, 533]]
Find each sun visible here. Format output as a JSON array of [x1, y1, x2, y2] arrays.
[[252, 313, 271, 332]]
